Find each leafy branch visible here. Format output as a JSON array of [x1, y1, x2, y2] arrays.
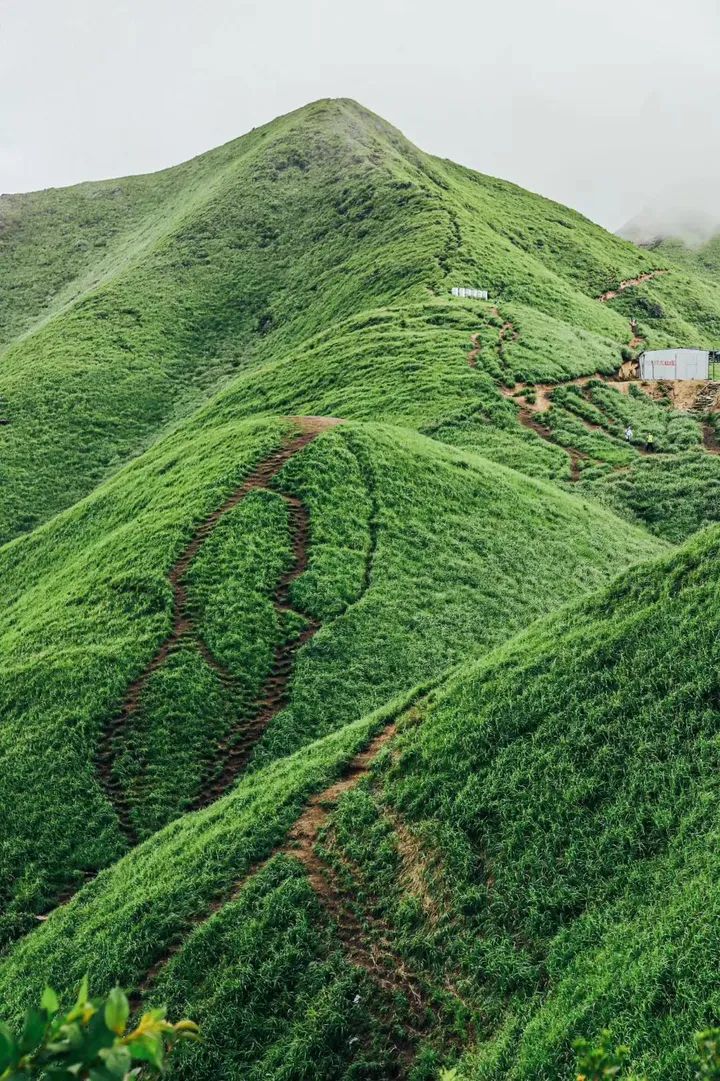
[[0, 979, 198, 1081]]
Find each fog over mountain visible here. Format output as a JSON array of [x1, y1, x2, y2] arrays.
[[620, 180, 720, 247], [1, 0, 719, 231]]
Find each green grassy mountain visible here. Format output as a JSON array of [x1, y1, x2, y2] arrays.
[[1, 98, 720, 1078], [3, 98, 720, 543]]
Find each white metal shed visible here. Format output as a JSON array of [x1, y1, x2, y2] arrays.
[[639, 349, 710, 381]]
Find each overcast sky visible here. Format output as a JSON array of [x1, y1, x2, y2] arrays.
[[1, 0, 719, 232]]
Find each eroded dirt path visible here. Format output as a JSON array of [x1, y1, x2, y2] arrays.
[[499, 373, 630, 414], [467, 333, 481, 368], [134, 721, 401, 997], [135, 708, 471, 1072], [97, 417, 341, 841], [515, 409, 588, 481], [282, 724, 433, 1011], [596, 269, 668, 302]]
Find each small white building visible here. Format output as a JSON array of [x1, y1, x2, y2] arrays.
[[451, 286, 489, 300], [639, 349, 710, 381]]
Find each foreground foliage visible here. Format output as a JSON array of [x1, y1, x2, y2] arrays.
[[0, 981, 197, 1081]]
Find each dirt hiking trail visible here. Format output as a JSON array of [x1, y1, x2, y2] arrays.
[[96, 416, 341, 842], [596, 269, 667, 303], [135, 721, 400, 999], [135, 707, 472, 1072]]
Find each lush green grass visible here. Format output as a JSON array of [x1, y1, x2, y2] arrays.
[[2, 98, 720, 544], [579, 450, 720, 542], [253, 424, 663, 766], [0, 685, 455, 1081], [114, 489, 294, 838], [0, 696, 412, 1015], [365, 523, 720, 1079], [0, 414, 660, 944], [3, 515, 718, 1079], [0, 414, 291, 942], [4, 97, 720, 1080]]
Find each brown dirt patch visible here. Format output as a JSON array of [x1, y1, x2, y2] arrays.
[[596, 269, 668, 302], [97, 417, 342, 841]]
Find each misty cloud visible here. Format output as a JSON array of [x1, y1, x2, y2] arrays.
[[1, 0, 719, 233], [620, 179, 720, 246]]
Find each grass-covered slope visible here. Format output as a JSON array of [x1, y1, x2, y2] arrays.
[[0, 412, 660, 945], [373, 522, 720, 1079], [4, 97, 720, 1080], [3, 98, 720, 543], [1, 509, 717, 1079]]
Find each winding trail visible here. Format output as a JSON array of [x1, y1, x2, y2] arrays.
[[515, 409, 588, 481], [596, 269, 667, 302], [97, 417, 340, 841], [134, 721, 402, 998], [134, 707, 467, 1071], [467, 315, 517, 371], [499, 373, 630, 414]]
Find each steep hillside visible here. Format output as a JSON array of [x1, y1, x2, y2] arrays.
[[0, 413, 660, 944], [2, 98, 720, 543], [3, 98, 720, 1081], [0, 516, 717, 1079]]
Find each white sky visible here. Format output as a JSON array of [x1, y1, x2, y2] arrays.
[[1, 0, 719, 230]]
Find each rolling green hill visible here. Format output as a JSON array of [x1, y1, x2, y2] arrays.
[[1, 498, 716, 1081], [1, 98, 720, 1079], [2, 98, 720, 544]]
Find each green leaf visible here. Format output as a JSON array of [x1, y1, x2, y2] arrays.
[[81, 1011, 116, 1061], [60, 1021, 84, 1050], [41, 987, 60, 1015], [74, 975, 90, 1011], [100, 1044, 132, 1078], [0, 1022, 17, 1073], [19, 1006, 47, 1054], [128, 1033, 164, 1071], [104, 988, 129, 1037]]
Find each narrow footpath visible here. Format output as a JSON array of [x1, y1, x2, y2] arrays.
[[96, 417, 340, 842], [596, 269, 667, 303], [515, 409, 589, 481], [134, 709, 471, 1073]]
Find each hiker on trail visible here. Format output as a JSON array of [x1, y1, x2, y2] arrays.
[[645, 432, 655, 452], [625, 425, 633, 442]]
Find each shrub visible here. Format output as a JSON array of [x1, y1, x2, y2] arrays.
[[574, 1030, 630, 1079], [0, 980, 198, 1080]]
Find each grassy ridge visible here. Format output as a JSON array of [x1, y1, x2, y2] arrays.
[[3, 99, 720, 542], [0, 415, 291, 942], [0, 414, 660, 943], [368, 524, 720, 1078]]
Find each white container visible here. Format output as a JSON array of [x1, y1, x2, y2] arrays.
[[639, 349, 710, 380]]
